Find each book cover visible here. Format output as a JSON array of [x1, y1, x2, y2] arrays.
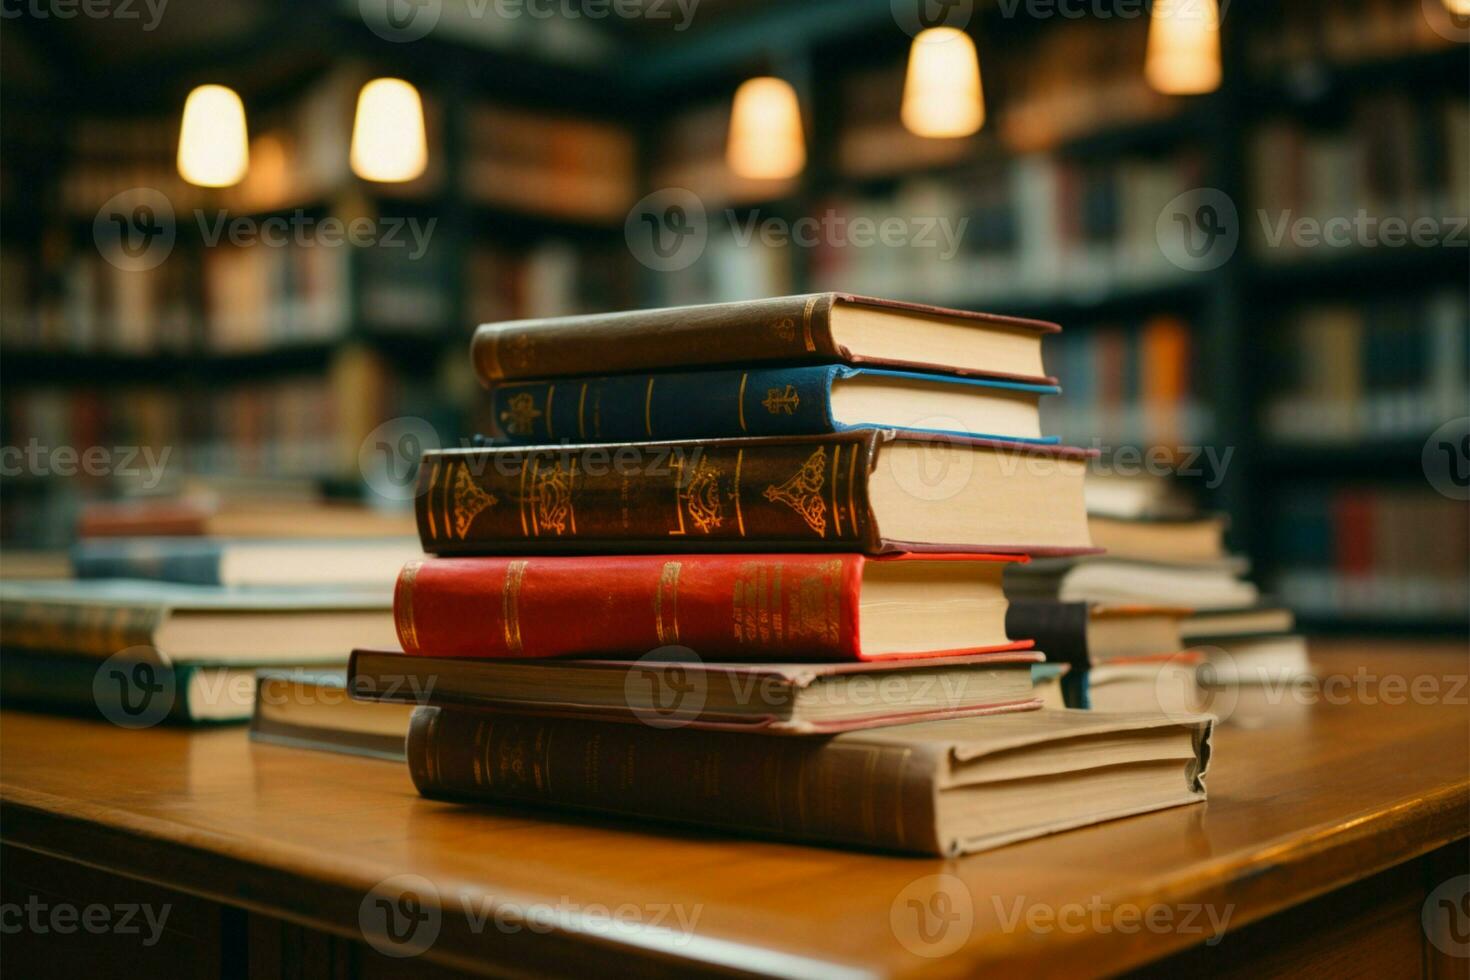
[[488, 365, 1060, 444], [407, 706, 1213, 855], [349, 647, 1044, 734], [415, 430, 1097, 556], [472, 292, 1059, 384], [393, 553, 1029, 661]]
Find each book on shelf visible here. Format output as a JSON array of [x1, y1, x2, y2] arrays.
[[471, 294, 1060, 384], [1086, 512, 1228, 565], [0, 579, 396, 663], [1274, 484, 1469, 621], [405, 706, 1213, 856], [1249, 0, 1459, 69], [1265, 291, 1468, 445], [1042, 314, 1210, 452], [488, 366, 1059, 444], [250, 669, 414, 760], [393, 554, 1029, 662], [416, 432, 1095, 556], [70, 536, 420, 588], [349, 648, 1045, 734]]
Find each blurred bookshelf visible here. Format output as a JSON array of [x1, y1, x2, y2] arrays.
[[630, 0, 1468, 634], [1, 0, 1466, 633]]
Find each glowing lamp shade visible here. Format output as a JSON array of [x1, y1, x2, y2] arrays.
[[177, 85, 249, 187], [1444, 0, 1470, 14], [902, 28, 984, 138], [350, 78, 428, 183], [1145, 0, 1222, 95], [726, 77, 806, 180]]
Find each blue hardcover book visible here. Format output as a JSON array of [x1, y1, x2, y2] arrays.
[[490, 365, 1061, 444]]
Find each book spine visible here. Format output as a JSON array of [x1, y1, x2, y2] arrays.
[[414, 433, 880, 555], [489, 366, 838, 443], [395, 554, 863, 660], [0, 601, 162, 657], [70, 541, 224, 585], [407, 707, 944, 854], [1004, 599, 1091, 668], [472, 294, 840, 382]]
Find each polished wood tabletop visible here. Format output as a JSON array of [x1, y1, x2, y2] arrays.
[[2, 641, 1467, 978]]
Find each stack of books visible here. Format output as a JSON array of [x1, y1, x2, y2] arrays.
[[1007, 470, 1311, 709], [0, 483, 414, 723], [351, 294, 1214, 856]]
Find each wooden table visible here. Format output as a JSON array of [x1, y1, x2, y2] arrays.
[[2, 641, 1467, 978]]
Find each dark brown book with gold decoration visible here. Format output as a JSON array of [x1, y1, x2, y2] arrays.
[[407, 706, 1213, 855], [416, 432, 1097, 556]]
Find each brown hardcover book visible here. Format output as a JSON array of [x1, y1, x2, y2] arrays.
[[351, 648, 1043, 734], [251, 670, 413, 760], [416, 431, 1096, 555], [407, 707, 1213, 855], [471, 293, 1060, 384]]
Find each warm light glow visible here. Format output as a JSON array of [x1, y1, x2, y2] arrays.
[[726, 76, 805, 180], [1444, 0, 1470, 14], [177, 85, 249, 187], [350, 78, 428, 183], [1145, 0, 1222, 95], [901, 27, 984, 138]]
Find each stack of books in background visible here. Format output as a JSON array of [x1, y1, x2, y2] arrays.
[[0, 478, 416, 724], [1007, 469, 1311, 714], [349, 294, 1214, 856]]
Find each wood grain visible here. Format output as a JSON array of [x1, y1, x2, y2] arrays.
[[2, 640, 1466, 978]]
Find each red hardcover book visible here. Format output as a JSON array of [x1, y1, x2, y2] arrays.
[[395, 553, 1031, 661]]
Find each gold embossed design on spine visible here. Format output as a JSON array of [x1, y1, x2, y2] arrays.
[[654, 561, 682, 644], [395, 560, 423, 654], [452, 462, 499, 540], [501, 560, 529, 655], [801, 294, 819, 352], [763, 447, 829, 537]]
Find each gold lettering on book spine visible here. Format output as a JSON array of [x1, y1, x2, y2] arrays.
[[654, 561, 682, 644], [801, 294, 819, 352], [396, 560, 422, 653], [680, 458, 725, 534], [502, 560, 528, 655], [763, 447, 828, 537], [452, 463, 499, 540]]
